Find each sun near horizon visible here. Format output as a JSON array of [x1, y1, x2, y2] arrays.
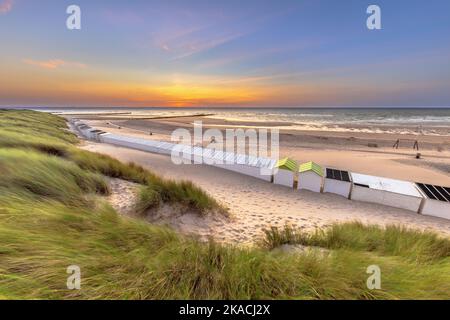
[[1, 0, 450, 108]]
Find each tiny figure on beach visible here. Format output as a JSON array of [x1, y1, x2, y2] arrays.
[[393, 139, 400, 149]]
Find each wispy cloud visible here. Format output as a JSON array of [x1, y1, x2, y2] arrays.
[[0, 0, 13, 14], [149, 9, 258, 60], [23, 59, 87, 70], [152, 23, 236, 58], [169, 32, 245, 61]]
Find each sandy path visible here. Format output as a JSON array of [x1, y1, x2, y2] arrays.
[[81, 142, 450, 243], [105, 177, 140, 216]]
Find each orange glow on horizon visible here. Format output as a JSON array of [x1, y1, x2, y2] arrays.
[[0, 58, 393, 107]]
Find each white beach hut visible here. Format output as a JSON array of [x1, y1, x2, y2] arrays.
[[79, 125, 93, 138], [210, 151, 229, 170], [100, 133, 131, 148], [251, 156, 276, 182], [323, 168, 352, 198], [229, 154, 249, 174], [218, 152, 238, 170], [98, 132, 115, 144], [191, 146, 205, 164], [214, 153, 274, 182], [241, 155, 260, 178], [179, 144, 194, 162], [144, 139, 164, 153], [77, 124, 102, 142], [75, 123, 86, 130], [154, 142, 175, 155], [214, 151, 242, 171], [258, 157, 277, 179], [416, 183, 450, 220], [87, 129, 106, 141], [350, 172, 424, 212], [236, 155, 274, 182], [201, 148, 216, 164], [298, 161, 324, 193], [273, 158, 297, 188], [166, 143, 192, 163], [99, 133, 158, 154], [210, 150, 226, 166]]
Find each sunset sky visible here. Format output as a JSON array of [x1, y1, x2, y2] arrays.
[[1, 0, 450, 108]]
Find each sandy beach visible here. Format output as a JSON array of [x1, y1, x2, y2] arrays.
[[70, 109, 450, 245], [74, 113, 450, 185], [80, 141, 450, 245]]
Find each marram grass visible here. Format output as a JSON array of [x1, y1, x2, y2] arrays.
[[0, 109, 449, 299]]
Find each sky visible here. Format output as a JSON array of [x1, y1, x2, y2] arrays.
[[1, 0, 450, 108]]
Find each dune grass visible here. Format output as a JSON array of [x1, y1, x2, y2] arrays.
[[69, 149, 222, 215], [262, 223, 450, 263], [0, 109, 449, 300], [0, 109, 220, 214]]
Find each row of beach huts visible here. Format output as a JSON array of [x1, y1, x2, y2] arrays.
[[72, 120, 450, 221]]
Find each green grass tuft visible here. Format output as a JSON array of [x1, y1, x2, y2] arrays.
[[262, 222, 450, 263], [0, 148, 109, 205], [136, 186, 162, 214]]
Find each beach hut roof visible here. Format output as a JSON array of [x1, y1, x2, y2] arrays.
[[299, 161, 323, 176], [416, 183, 450, 202], [326, 168, 351, 182], [352, 173, 422, 197], [275, 157, 298, 172]]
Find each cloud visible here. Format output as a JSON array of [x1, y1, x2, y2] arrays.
[[169, 32, 245, 61], [0, 0, 13, 14], [160, 43, 171, 52], [23, 59, 87, 70]]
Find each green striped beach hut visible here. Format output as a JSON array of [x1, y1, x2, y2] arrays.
[[297, 161, 324, 193], [273, 157, 298, 187]]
